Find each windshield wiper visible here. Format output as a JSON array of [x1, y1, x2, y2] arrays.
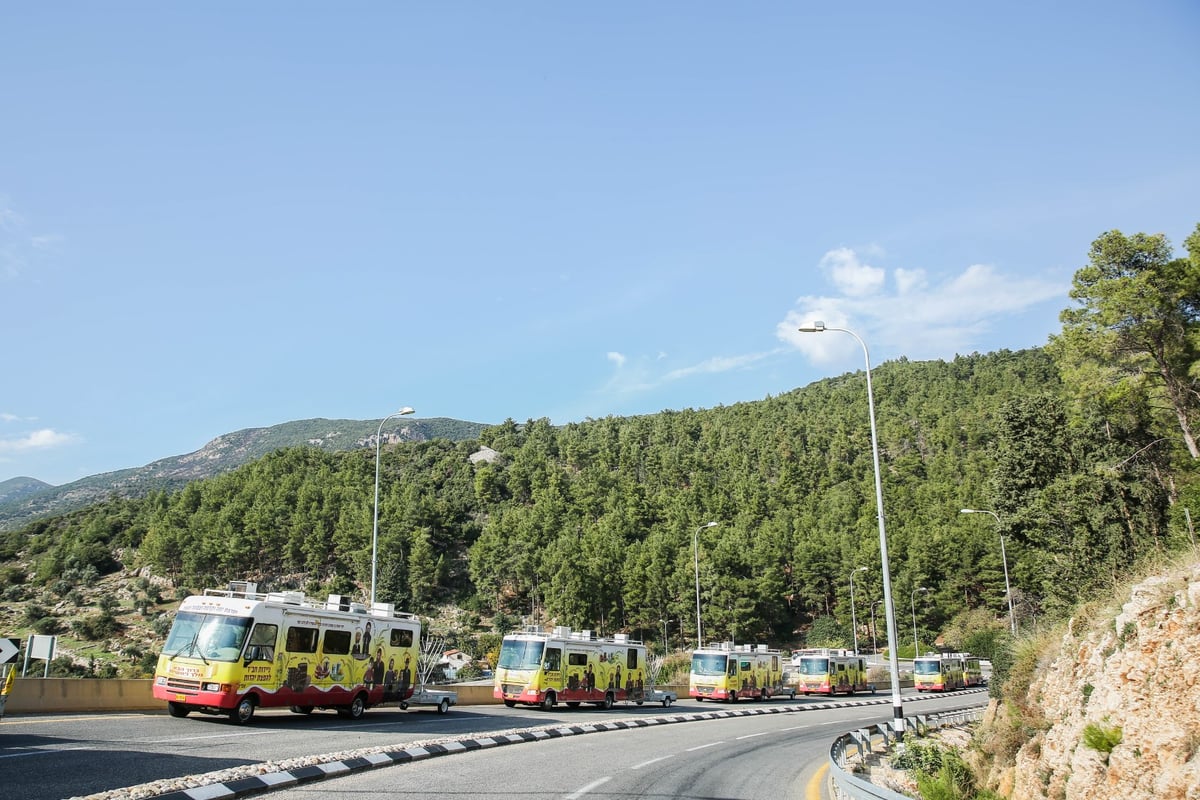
[[168, 631, 208, 664]]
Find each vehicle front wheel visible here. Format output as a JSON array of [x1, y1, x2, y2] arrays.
[[540, 693, 555, 711], [504, 699, 517, 708], [437, 698, 450, 715], [167, 702, 191, 718], [289, 705, 314, 715], [602, 693, 614, 710], [661, 696, 673, 708], [229, 696, 256, 725]]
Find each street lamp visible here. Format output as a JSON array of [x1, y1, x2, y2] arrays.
[[961, 509, 1017, 635], [371, 407, 415, 608], [911, 586, 929, 656], [798, 321, 905, 736], [693, 521, 719, 648], [848, 566, 868, 654]]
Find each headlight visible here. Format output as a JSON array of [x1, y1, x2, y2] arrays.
[[203, 682, 221, 692], [155, 677, 167, 685]]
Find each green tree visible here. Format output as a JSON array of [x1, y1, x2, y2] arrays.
[[1050, 225, 1200, 459]]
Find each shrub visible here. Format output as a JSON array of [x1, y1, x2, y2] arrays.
[[33, 616, 62, 635], [1083, 721, 1122, 762]]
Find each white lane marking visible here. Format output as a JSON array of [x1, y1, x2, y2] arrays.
[[566, 776, 611, 799], [153, 730, 273, 743], [631, 755, 672, 769], [736, 732, 768, 740], [686, 740, 726, 751]]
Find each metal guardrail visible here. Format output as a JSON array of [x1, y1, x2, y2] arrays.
[[828, 706, 985, 799]]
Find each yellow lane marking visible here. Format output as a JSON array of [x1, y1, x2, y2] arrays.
[[807, 761, 829, 800]]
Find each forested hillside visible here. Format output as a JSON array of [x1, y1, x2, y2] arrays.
[[2, 224, 1196, 680], [0, 416, 487, 531]]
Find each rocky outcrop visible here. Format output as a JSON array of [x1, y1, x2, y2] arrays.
[[980, 560, 1200, 800]]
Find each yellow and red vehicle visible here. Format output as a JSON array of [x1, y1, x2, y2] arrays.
[[689, 643, 794, 702], [913, 653, 965, 692], [794, 648, 873, 695], [494, 626, 648, 710], [960, 655, 985, 687], [153, 584, 420, 724]]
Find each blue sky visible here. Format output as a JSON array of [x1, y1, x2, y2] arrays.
[[2, 2, 1198, 486]]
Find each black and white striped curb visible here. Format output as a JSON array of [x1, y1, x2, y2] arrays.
[[125, 689, 987, 800]]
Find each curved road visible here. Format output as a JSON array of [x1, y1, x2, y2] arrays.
[[0, 690, 985, 799]]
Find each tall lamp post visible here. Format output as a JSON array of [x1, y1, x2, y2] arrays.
[[693, 521, 719, 648], [798, 322, 905, 736], [961, 508, 1017, 635], [371, 407, 415, 608], [910, 586, 929, 656], [848, 566, 868, 654]]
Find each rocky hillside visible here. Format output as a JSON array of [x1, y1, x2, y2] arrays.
[[974, 556, 1200, 800]]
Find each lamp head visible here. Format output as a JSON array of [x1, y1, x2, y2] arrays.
[[703, 521, 719, 529], [397, 407, 415, 416], [797, 321, 827, 333], [856, 566, 869, 573]]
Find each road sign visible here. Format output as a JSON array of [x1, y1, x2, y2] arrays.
[[0, 638, 19, 664]]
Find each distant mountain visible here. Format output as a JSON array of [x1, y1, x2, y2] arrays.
[[0, 476, 53, 506], [0, 416, 489, 532]]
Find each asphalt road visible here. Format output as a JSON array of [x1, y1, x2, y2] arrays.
[[0, 690, 986, 799]]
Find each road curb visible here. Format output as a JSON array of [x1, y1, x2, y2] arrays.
[[140, 689, 988, 800]]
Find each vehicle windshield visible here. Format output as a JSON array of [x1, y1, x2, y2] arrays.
[[498, 639, 545, 670], [690, 653, 727, 677], [799, 658, 829, 675], [163, 612, 251, 663], [913, 660, 941, 675]]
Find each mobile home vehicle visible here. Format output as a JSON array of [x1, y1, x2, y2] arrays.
[[153, 584, 421, 724], [689, 643, 794, 702], [793, 648, 872, 695], [960, 654, 984, 687], [494, 626, 648, 710], [912, 653, 965, 692]]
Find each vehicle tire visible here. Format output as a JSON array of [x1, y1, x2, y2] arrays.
[[167, 702, 191, 718], [695, 697, 703, 702], [503, 700, 517, 708], [603, 693, 614, 710], [339, 693, 366, 720], [399, 701, 409, 710], [540, 692, 555, 711], [229, 695, 256, 725], [437, 698, 450, 715], [662, 696, 673, 708], [635, 700, 644, 706], [728, 692, 738, 704], [289, 705, 314, 715], [566, 701, 580, 708]]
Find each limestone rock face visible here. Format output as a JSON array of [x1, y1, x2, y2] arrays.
[[1003, 562, 1200, 800]]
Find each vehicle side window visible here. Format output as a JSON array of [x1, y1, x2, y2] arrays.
[[285, 626, 319, 653], [627, 648, 638, 669], [569, 653, 587, 666], [544, 648, 561, 671], [390, 628, 414, 647], [727, 660, 738, 676], [324, 629, 352, 655], [246, 623, 277, 662]]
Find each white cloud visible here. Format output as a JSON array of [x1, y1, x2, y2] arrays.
[[777, 247, 1067, 364], [1, 413, 21, 423], [821, 247, 885, 297], [0, 428, 77, 454], [606, 351, 627, 368], [664, 351, 776, 381]]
